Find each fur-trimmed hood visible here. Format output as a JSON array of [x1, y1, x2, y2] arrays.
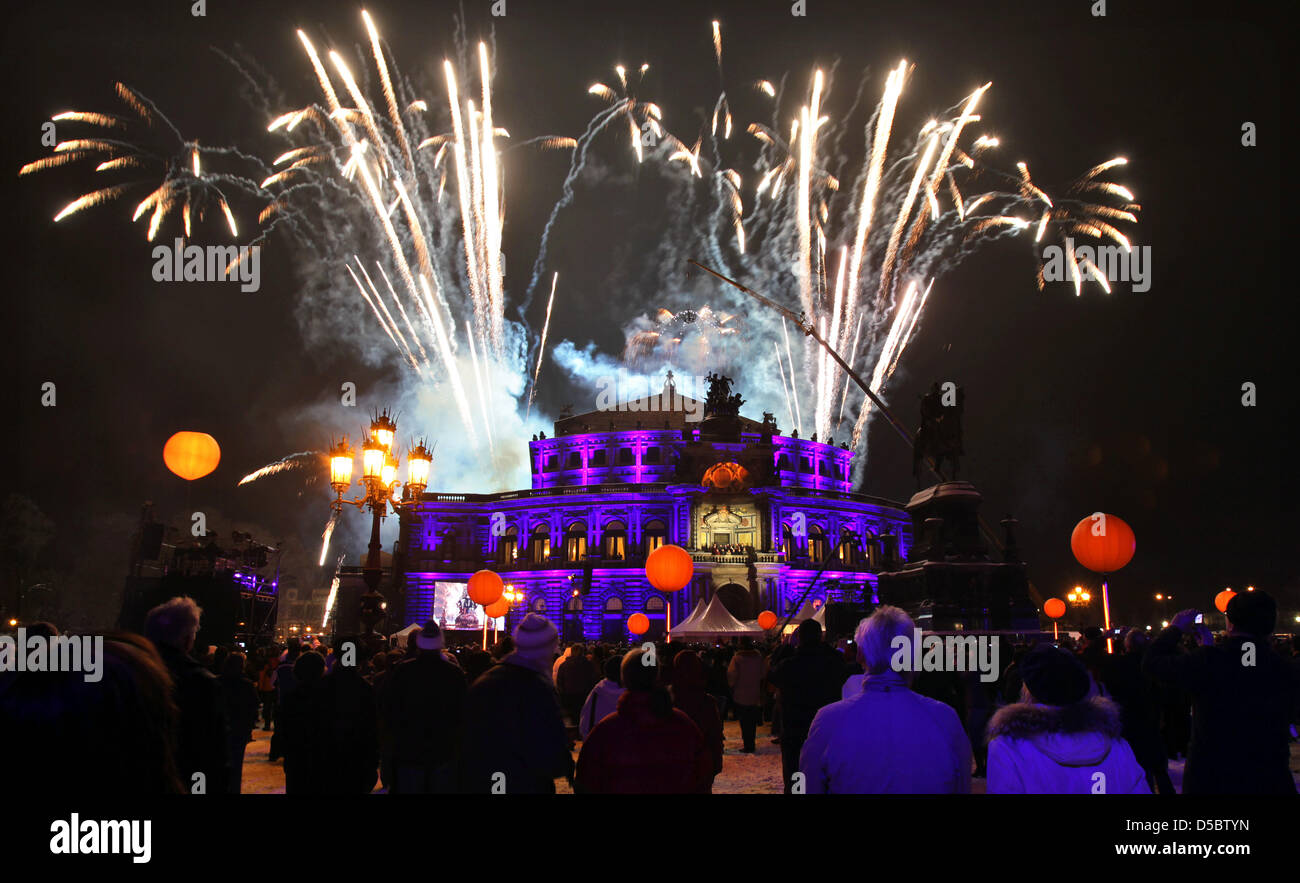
[[986, 697, 1124, 768], [989, 696, 1122, 739]]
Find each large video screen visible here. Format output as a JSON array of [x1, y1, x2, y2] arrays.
[[433, 581, 505, 631]]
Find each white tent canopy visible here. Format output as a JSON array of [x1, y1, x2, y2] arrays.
[[388, 623, 423, 646], [790, 599, 827, 626], [672, 594, 763, 637], [671, 598, 707, 634]]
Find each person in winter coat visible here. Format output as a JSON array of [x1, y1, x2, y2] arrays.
[[217, 651, 260, 793], [552, 645, 572, 681], [575, 648, 714, 794], [556, 643, 600, 726], [799, 607, 972, 794], [767, 619, 846, 792], [1144, 592, 1300, 794], [278, 650, 332, 794], [727, 638, 766, 752], [382, 622, 466, 793], [986, 644, 1149, 794], [320, 638, 380, 794], [460, 614, 574, 794], [143, 596, 230, 794], [579, 657, 626, 740], [1098, 629, 1174, 794], [257, 655, 276, 730], [669, 650, 724, 782]]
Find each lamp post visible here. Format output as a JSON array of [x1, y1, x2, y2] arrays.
[[328, 409, 433, 639]]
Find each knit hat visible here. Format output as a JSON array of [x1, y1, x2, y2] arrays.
[[1019, 644, 1091, 707], [513, 613, 558, 658], [415, 620, 444, 650]]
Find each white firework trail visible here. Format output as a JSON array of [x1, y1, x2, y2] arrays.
[[526, 271, 558, 419], [237, 451, 323, 486]]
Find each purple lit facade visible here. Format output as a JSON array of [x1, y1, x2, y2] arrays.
[[396, 393, 912, 642]]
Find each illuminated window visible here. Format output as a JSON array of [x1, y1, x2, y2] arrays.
[[643, 519, 667, 556], [602, 520, 627, 560], [808, 525, 827, 563], [530, 525, 551, 562], [565, 522, 587, 562], [498, 525, 518, 565]]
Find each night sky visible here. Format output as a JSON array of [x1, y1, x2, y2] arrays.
[[3, 0, 1292, 630]]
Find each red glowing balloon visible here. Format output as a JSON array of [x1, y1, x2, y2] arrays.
[[484, 598, 510, 619], [627, 612, 650, 635], [163, 431, 221, 481], [1214, 589, 1236, 614], [757, 610, 778, 630], [1070, 513, 1136, 573], [645, 544, 693, 592], [467, 570, 504, 606], [1043, 598, 1066, 619]]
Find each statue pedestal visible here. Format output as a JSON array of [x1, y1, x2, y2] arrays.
[[876, 482, 1038, 632]]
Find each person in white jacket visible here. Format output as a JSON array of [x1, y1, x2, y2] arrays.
[[578, 657, 626, 740], [985, 644, 1150, 794]]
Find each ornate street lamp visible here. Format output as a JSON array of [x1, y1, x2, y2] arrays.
[[328, 409, 432, 636]]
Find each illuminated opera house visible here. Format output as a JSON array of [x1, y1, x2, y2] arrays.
[[395, 375, 914, 642]]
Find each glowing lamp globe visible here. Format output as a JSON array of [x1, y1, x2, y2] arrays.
[[1070, 513, 1136, 573], [484, 598, 510, 619], [1214, 589, 1236, 614], [757, 610, 778, 630], [627, 612, 650, 635], [163, 431, 221, 481], [1043, 598, 1067, 620], [467, 569, 504, 606], [645, 544, 693, 592]]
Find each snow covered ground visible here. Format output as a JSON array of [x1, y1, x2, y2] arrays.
[[239, 721, 1300, 795]]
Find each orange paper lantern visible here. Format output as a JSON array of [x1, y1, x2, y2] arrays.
[[467, 569, 504, 606], [645, 544, 693, 592], [1043, 598, 1066, 619], [757, 610, 778, 630], [1214, 589, 1236, 614], [1070, 513, 1136, 573], [163, 431, 221, 481], [484, 598, 510, 619], [627, 612, 650, 635]]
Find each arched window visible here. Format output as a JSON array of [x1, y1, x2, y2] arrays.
[[497, 525, 518, 565], [643, 595, 666, 640], [602, 520, 627, 560], [565, 595, 584, 612], [643, 519, 667, 556], [837, 530, 858, 566], [565, 521, 587, 562], [781, 524, 796, 560], [530, 597, 547, 613], [601, 595, 625, 641], [530, 524, 551, 562], [808, 524, 828, 563]]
